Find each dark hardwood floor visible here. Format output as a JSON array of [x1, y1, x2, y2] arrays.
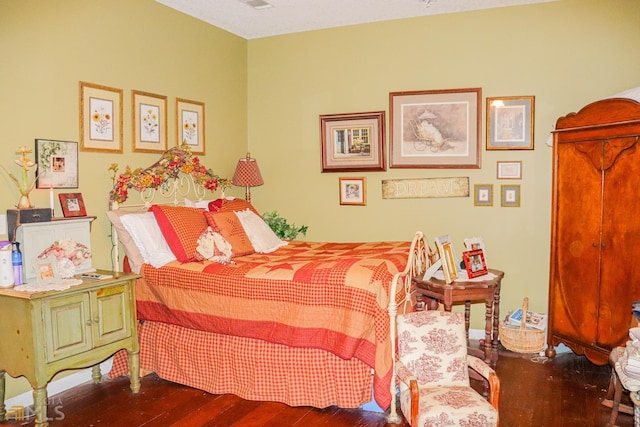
[[1, 344, 632, 427]]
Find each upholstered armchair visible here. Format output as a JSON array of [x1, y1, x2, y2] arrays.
[[395, 310, 500, 427]]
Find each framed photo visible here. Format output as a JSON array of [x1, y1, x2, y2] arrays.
[[176, 98, 205, 155], [435, 235, 458, 284], [389, 88, 482, 168], [463, 249, 488, 278], [35, 139, 79, 189], [473, 184, 493, 207], [33, 255, 59, 285], [497, 161, 522, 179], [320, 111, 385, 172], [339, 177, 366, 206], [464, 237, 487, 265], [79, 81, 123, 153], [132, 90, 167, 153], [486, 96, 534, 150], [501, 184, 521, 207], [59, 193, 87, 217]]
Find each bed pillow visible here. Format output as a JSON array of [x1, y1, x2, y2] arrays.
[[209, 197, 260, 217], [194, 226, 233, 264], [106, 210, 146, 274], [184, 198, 216, 210], [120, 212, 176, 268], [204, 211, 255, 257], [234, 209, 288, 253], [150, 205, 208, 262]]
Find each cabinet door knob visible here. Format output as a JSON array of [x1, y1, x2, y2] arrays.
[[93, 317, 100, 324], [86, 320, 92, 326], [592, 243, 598, 247]]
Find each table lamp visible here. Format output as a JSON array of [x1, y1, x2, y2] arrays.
[[231, 152, 263, 203]]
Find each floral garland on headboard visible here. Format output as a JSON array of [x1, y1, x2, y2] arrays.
[[108, 143, 229, 204]]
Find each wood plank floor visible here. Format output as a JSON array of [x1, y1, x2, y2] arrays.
[[2, 345, 633, 427]]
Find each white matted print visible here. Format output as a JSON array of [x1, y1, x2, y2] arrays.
[[339, 177, 366, 205], [176, 98, 205, 155], [79, 81, 123, 153]]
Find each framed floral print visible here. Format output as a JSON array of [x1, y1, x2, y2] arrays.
[[79, 81, 123, 153], [132, 90, 167, 153], [176, 98, 205, 155]]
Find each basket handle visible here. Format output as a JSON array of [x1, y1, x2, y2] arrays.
[[520, 297, 529, 330]]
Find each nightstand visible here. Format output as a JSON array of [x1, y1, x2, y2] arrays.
[[0, 271, 140, 427]]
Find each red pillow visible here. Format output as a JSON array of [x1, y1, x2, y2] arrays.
[[204, 211, 254, 257], [150, 205, 208, 262], [208, 198, 260, 217]]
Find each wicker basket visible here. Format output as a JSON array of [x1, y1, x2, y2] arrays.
[[499, 297, 545, 354]]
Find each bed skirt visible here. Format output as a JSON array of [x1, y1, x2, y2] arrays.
[[109, 320, 375, 409]]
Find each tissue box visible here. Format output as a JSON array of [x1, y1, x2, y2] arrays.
[[7, 209, 52, 239]]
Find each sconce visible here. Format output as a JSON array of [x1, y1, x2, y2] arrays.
[[231, 152, 263, 203]]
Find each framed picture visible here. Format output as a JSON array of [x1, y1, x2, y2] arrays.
[[473, 184, 493, 207], [389, 88, 482, 168], [435, 235, 458, 283], [176, 98, 205, 155], [132, 90, 167, 153], [497, 161, 522, 179], [33, 255, 59, 285], [59, 193, 87, 217], [463, 249, 488, 278], [35, 139, 79, 189], [339, 177, 366, 206], [79, 81, 123, 153], [486, 96, 534, 150], [501, 184, 521, 207], [464, 237, 487, 265], [320, 111, 385, 172]]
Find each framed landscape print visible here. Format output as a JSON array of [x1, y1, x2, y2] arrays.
[[176, 98, 205, 155], [79, 81, 123, 153], [132, 90, 167, 153], [486, 96, 534, 150]]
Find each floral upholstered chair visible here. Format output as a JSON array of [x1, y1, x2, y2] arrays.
[[395, 310, 500, 427]]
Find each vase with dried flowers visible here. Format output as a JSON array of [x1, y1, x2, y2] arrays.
[[1, 146, 39, 209]]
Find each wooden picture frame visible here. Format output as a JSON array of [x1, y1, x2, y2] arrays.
[[79, 81, 123, 153], [486, 96, 535, 150], [389, 88, 482, 168], [501, 184, 521, 207], [320, 111, 386, 172], [59, 193, 87, 217], [463, 249, 488, 278], [35, 139, 79, 189], [497, 160, 522, 179], [474, 184, 493, 207], [132, 90, 167, 153], [176, 98, 205, 155], [339, 177, 366, 206], [464, 237, 487, 265]]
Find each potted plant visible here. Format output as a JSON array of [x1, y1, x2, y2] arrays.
[[262, 211, 308, 240]]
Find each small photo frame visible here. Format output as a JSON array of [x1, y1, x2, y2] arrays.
[[486, 96, 534, 150], [339, 177, 366, 206], [79, 81, 123, 153], [496, 161, 522, 179], [474, 184, 493, 207], [463, 249, 488, 278], [35, 139, 79, 189], [464, 237, 487, 265], [33, 256, 59, 285], [132, 90, 167, 153], [501, 184, 521, 207], [320, 111, 386, 172], [176, 98, 205, 155], [435, 235, 458, 284], [59, 193, 87, 217]]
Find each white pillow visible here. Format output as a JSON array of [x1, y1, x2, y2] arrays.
[[120, 212, 176, 269], [234, 209, 288, 253], [184, 198, 214, 210]]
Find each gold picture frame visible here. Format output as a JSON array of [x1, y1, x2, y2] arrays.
[[79, 81, 123, 153], [132, 90, 167, 153], [339, 177, 366, 206], [486, 96, 535, 150], [501, 184, 521, 207], [474, 184, 494, 207], [176, 98, 205, 155]]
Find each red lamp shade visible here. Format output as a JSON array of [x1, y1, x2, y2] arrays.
[[231, 152, 263, 202]]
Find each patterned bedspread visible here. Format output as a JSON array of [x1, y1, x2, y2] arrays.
[[135, 240, 411, 408]]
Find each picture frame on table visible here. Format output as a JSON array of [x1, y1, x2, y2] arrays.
[[462, 249, 488, 278], [496, 161, 522, 179], [435, 235, 458, 283], [59, 193, 87, 217], [473, 184, 493, 207], [176, 98, 205, 155], [501, 184, 521, 207], [320, 111, 386, 172], [35, 139, 79, 189], [486, 96, 534, 150], [339, 177, 366, 206], [132, 90, 167, 153], [464, 237, 487, 265], [79, 81, 123, 153], [389, 88, 482, 168], [33, 256, 60, 285]]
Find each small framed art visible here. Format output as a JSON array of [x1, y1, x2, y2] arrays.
[[59, 193, 87, 217], [79, 81, 123, 153], [474, 184, 493, 207], [35, 139, 79, 189], [435, 235, 458, 284], [497, 161, 522, 179], [33, 256, 59, 285], [486, 96, 534, 150], [339, 177, 366, 206], [463, 249, 488, 278], [176, 98, 205, 155], [501, 184, 521, 207], [132, 90, 167, 153]]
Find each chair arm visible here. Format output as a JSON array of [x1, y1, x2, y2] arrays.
[[395, 360, 419, 427], [395, 360, 416, 386], [467, 355, 500, 410]]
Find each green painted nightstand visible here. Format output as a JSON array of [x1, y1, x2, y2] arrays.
[[0, 271, 140, 426]]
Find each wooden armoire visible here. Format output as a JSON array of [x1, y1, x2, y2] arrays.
[[546, 96, 640, 365]]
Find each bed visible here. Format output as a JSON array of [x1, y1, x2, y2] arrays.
[[106, 146, 431, 414]]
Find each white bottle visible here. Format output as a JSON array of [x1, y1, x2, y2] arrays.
[[0, 240, 15, 288]]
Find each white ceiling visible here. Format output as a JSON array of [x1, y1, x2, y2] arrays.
[[155, 0, 558, 40]]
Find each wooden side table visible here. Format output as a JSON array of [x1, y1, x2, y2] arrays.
[[413, 269, 504, 363]]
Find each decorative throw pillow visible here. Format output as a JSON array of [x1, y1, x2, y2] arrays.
[[194, 226, 233, 264], [150, 205, 208, 262], [203, 211, 255, 257], [234, 209, 287, 253], [209, 197, 260, 217], [184, 198, 216, 210], [120, 212, 176, 268]]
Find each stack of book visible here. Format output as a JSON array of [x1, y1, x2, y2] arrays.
[[506, 307, 547, 331]]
